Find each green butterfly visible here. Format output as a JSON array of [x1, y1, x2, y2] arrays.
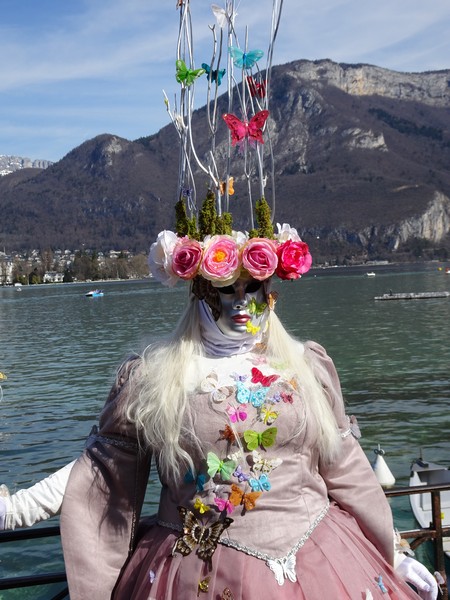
[[248, 297, 267, 316], [175, 59, 205, 86], [243, 427, 278, 451], [206, 451, 236, 481]]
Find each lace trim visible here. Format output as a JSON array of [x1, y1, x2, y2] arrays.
[[157, 500, 329, 563], [87, 427, 138, 451]]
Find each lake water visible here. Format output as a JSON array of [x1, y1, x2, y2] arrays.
[[0, 265, 449, 597]]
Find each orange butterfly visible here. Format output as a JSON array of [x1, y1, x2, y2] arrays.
[[229, 484, 261, 511], [219, 177, 234, 196], [219, 424, 237, 444]]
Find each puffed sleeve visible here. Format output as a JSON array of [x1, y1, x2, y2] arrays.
[[60, 357, 152, 600], [305, 341, 394, 565]]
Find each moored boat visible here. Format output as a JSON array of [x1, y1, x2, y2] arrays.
[[409, 456, 450, 557]]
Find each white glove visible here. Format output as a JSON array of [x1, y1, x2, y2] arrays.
[[0, 496, 6, 530], [395, 556, 438, 600]]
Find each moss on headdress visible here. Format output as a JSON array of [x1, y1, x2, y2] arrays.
[[249, 197, 274, 239], [175, 196, 199, 239]]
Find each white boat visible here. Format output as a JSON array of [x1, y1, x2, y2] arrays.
[[409, 457, 450, 557], [85, 289, 104, 297], [366, 272, 376, 277]]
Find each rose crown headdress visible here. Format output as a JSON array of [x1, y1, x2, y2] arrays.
[[149, 0, 312, 287]]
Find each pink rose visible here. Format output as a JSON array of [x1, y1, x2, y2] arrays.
[[242, 238, 278, 280], [276, 240, 312, 280], [172, 237, 203, 280], [199, 235, 241, 284]]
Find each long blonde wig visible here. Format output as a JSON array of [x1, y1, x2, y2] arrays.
[[126, 293, 341, 481]]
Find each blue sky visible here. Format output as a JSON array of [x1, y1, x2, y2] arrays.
[[1, 0, 449, 163]]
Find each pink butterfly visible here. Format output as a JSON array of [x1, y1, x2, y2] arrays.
[[280, 391, 294, 404], [247, 76, 266, 98], [226, 403, 248, 423], [251, 367, 279, 387], [214, 496, 235, 514], [222, 110, 269, 146]]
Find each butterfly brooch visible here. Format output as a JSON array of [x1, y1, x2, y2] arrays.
[[184, 468, 208, 492], [267, 555, 297, 585], [249, 473, 271, 492], [229, 484, 261, 511], [251, 367, 279, 387], [173, 506, 233, 562], [236, 381, 268, 407], [207, 451, 236, 481], [201, 373, 233, 403], [175, 59, 205, 86], [214, 496, 235, 515], [247, 297, 267, 316], [243, 427, 278, 451], [202, 63, 226, 86], [222, 110, 269, 147], [252, 450, 283, 475], [226, 403, 248, 423], [228, 46, 264, 69], [260, 405, 278, 425], [233, 464, 250, 483]]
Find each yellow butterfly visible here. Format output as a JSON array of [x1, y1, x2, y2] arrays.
[[260, 406, 278, 425], [243, 427, 277, 451], [246, 322, 260, 335], [194, 497, 210, 514], [198, 577, 211, 595], [0, 371, 7, 381]]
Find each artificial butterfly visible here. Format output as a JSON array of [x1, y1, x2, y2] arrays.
[[149, 570, 156, 583], [202, 63, 226, 86], [376, 575, 388, 594], [267, 290, 279, 310], [280, 391, 294, 404], [184, 468, 208, 492], [243, 427, 278, 451], [221, 588, 235, 600], [267, 555, 297, 585], [251, 367, 279, 387], [226, 402, 248, 423], [252, 450, 283, 475], [201, 373, 233, 403], [0, 371, 7, 380], [233, 464, 250, 483], [236, 381, 268, 407], [219, 176, 234, 196], [219, 424, 237, 444], [229, 46, 264, 69], [214, 496, 235, 515], [249, 473, 271, 492], [260, 405, 278, 425], [211, 4, 236, 29], [194, 497, 210, 514], [247, 297, 267, 316], [198, 577, 211, 594], [246, 322, 260, 335], [173, 506, 233, 561], [175, 59, 205, 86], [223, 110, 269, 146], [247, 75, 266, 98], [207, 451, 236, 481], [229, 483, 261, 511]]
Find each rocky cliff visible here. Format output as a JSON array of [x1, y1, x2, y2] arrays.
[[0, 155, 53, 177]]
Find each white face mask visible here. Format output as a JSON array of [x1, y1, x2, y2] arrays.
[[215, 276, 269, 339]]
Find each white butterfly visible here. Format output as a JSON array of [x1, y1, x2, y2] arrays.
[[211, 3, 236, 29], [252, 450, 282, 475], [267, 555, 297, 585], [200, 373, 233, 403]]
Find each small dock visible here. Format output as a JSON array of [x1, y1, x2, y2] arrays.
[[374, 291, 450, 301]]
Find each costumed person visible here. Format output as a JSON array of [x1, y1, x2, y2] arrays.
[[0, 1, 440, 599]]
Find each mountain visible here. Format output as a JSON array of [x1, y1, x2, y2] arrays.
[[1, 59, 450, 263], [0, 155, 53, 177]]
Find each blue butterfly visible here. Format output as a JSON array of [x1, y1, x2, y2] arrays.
[[184, 468, 207, 492], [249, 473, 271, 492], [202, 63, 226, 85], [236, 381, 268, 407], [228, 46, 264, 69]]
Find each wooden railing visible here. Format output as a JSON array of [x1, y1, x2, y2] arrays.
[[0, 484, 449, 598]]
